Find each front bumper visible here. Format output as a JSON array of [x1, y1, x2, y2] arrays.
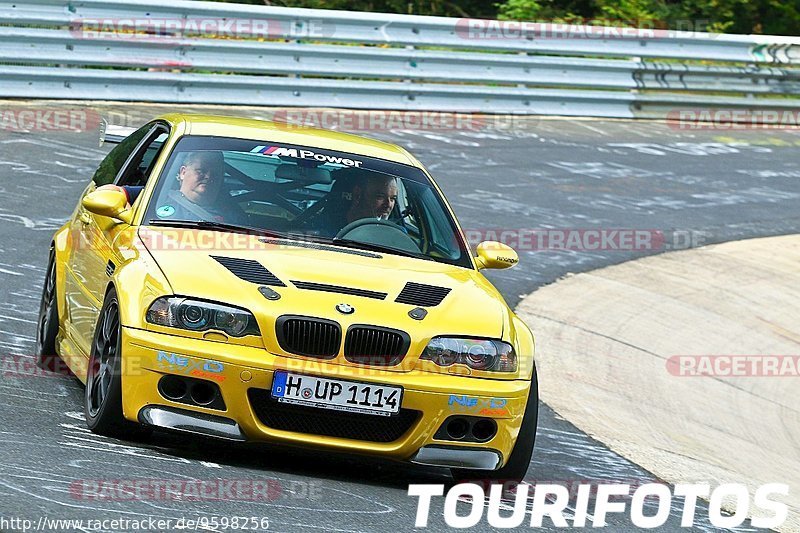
[[138, 405, 247, 441], [121, 326, 532, 469], [411, 445, 502, 470]]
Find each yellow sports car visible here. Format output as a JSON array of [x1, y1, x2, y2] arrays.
[[36, 114, 537, 481]]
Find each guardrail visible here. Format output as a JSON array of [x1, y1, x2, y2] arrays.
[[1, 0, 799, 118]]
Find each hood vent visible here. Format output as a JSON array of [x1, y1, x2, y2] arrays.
[[291, 281, 387, 300], [395, 282, 451, 307], [211, 256, 285, 287]]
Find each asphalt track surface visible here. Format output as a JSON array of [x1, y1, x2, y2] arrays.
[[1, 102, 799, 532]]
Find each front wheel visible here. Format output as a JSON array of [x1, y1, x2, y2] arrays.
[[452, 367, 539, 483], [84, 287, 136, 437]]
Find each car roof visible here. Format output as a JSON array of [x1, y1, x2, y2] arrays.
[[158, 113, 422, 167]]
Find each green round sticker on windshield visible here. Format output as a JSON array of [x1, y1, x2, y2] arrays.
[[157, 205, 175, 218]]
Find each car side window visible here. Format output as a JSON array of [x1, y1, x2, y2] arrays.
[[91, 125, 151, 186], [417, 186, 461, 259], [394, 179, 420, 235], [117, 128, 169, 187]]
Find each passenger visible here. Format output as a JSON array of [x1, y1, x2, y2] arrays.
[[177, 151, 225, 208], [156, 151, 246, 224]]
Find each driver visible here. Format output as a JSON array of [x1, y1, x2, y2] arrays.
[[348, 174, 398, 222], [314, 172, 399, 238]]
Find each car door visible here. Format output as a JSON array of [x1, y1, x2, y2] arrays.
[[65, 123, 168, 355]]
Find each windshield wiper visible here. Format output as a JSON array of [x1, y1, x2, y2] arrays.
[[330, 237, 432, 261], [146, 219, 286, 239]]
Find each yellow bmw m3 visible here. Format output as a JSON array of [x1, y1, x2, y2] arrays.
[[36, 114, 537, 481]]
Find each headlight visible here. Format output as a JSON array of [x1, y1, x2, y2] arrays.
[[420, 337, 517, 373], [146, 297, 260, 337]]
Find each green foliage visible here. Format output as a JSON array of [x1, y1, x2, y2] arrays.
[[594, 0, 663, 27], [495, 0, 542, 20], [205, 0, 799, 35], [494, 0, 799, 34], [206, 0, 496, 18], [496, 0, 597, 22]]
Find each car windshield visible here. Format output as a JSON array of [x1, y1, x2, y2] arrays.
[[143, 135, 471, 268]]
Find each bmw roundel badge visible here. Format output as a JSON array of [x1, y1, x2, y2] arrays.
[[336, 303, 354, 314]]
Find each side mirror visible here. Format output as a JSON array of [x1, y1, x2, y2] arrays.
[[82, 188, 133, 225], [475, 241, 519, 270]]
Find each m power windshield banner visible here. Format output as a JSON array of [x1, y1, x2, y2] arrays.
[[252, 145, 364, 168]]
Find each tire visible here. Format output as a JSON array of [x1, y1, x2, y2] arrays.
[[35, 249, 63, 372], [84, 287, 139, 438], [452, 367, 539, 484]]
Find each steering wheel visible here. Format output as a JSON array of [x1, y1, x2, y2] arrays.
[[335, 218, 421, 254]]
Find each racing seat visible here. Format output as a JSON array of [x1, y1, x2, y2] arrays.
[[296, 169, 361, 230]]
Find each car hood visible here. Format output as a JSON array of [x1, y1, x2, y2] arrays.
[[139, 228, 509, 344]]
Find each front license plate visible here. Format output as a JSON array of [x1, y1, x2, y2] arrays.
[[271, 371, 402, 416]]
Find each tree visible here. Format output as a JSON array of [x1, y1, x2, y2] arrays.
[[495, 0, 800, 34], [207, 0, 498, 18], [204, 0, 800, 35]]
